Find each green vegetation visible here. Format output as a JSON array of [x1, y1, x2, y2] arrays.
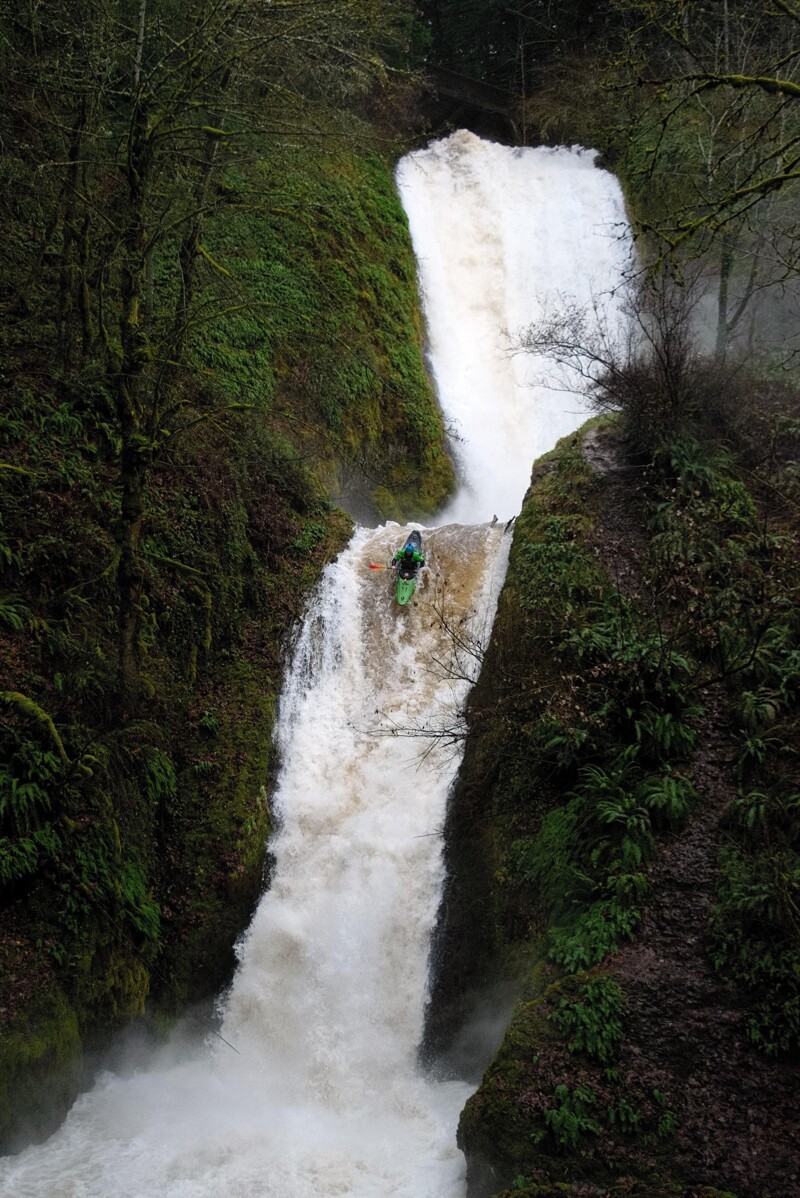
[[463, 433, 700, 971], [0, 373, 354, 1143], [644, 433, 800, 1057], [550, 977, 625, 1064], [449, 423, 703, 1188], [195, 149, 454, 518], [450, 363, 800, 1193], [0, 0, 453, 1149], [4, 0, 800, 1187]]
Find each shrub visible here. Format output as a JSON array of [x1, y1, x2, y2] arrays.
[[550, 976, 625, 1063]]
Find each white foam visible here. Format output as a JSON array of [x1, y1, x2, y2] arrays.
[[396, 130, 633, 523]]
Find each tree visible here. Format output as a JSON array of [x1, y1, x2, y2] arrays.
[[420, 0, 607, 91], [612, 0, 800, 356], [512, 269, 751, 452], [0, 0, 408, 700]]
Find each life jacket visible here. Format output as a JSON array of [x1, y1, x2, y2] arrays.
[[398, 550, 421, 578]]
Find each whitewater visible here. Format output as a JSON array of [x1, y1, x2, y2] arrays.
[[0, 131, 631, 1197]]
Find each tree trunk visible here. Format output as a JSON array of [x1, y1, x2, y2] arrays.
[[715, 243, 732, 361], [117, 423, 148, 696], [57, 101, 86, 370], [115, 95, 153, 700]]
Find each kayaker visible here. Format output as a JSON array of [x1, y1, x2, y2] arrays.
[[393, 541, 425, 578]]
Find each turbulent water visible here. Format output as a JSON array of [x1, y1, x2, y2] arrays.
[[397, 130, 632, 524], [1, 132, 631, 1197]]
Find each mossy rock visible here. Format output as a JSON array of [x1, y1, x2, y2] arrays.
[[160, 660, 278, 1006], [0, 985, 81, 1151]]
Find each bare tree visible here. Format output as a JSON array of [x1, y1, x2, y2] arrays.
[[0, 0, 407, 701], [513, 269, 750, 451], [612, 0, 800, 357]]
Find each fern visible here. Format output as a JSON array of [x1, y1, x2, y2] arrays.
[[729, 790, 771, 845], [608, 1096, 641, 1134], [636, 771, 696, 830], [633, 706, 698, 761], [734, 688, 783, 735], [709, 847, 800, 1054], [550, 977, 624, 1063], [0, 826, 62, 886], [549, 901, 640, 971], [117, 859, 161, 940], [0, 595, 31, 631], [0, 741, 62, 835], [141, 747, 176, 803], [540, 1084, 600, 1149]]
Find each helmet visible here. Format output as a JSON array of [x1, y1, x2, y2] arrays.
[[404, 545, 414, 558]]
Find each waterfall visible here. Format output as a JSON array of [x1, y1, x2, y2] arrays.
[[0, 133, 631, 1197], [396, 130, 632, 523]]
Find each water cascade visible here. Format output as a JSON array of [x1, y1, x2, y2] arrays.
[[397, 130, 632, 524], [0, 132, 631, 1197]]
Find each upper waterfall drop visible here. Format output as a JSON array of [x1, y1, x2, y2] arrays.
[[396, 130, 633, 524]]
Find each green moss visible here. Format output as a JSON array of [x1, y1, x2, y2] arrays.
[[0, 985, 81, 1149], [191, 148, 455, 520], [166, 659, 279, 1004]]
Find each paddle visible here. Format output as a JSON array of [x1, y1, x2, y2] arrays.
[[369, 563, 389, 570]]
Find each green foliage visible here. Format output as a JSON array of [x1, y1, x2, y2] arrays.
[[652, 1089, 679, 1138], [141, 749, 177, 805], [458, 409, 800, 1188], [636, 770, 696, 831], [484, 429, 703, 972], [549, 976, 624, 1063], [116, 860, 161, 942], [642, 431, 800, 1055], [539, 1083, 600, 1150], [517, 751, 695, 968], [647, 436, 797, 687], [517, 515, 603, 615], [0, 596, 30, 631], [0, 737, 60, 835], [608, 1096, 641, 1135], [292, 521, 327, 554], [0, 827, 61, 887], [548, 901, 642, 972], [0, 0, 446, 1145], [709, 847, 800, 1055], [0, 723, 66, 889], [199, 710, 221, 737]]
